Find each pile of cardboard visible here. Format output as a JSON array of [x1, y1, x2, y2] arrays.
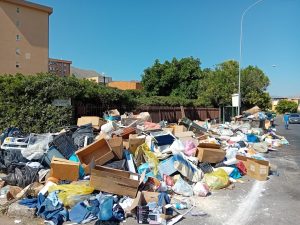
[[0, 111, 288, 225]]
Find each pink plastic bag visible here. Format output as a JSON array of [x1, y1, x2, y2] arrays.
[[184, 140, 197, 156]]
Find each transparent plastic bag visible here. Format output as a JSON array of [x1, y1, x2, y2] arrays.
[[172, 177, 193, 197], [204, 168, 229, 190], [48, 182, 94, 207]]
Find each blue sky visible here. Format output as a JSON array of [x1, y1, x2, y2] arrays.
[[35, 0, 299, 96]]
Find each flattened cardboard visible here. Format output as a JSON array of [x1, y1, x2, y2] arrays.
[[196, 147, 225, 163], [129, 134, 146, 154], [108, 137, 123, 159], [50, 157, 79, 181], [76, 138, 114, 173], [90, 166, 145, 198]]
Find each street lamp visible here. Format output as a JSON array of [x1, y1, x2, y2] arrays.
[[238, 0, 264, 115]]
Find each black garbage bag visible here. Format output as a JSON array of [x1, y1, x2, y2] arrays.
[[72, 123, 94, 150], [3, 149, 28, 167], [2, 165, 39, 188], [105, 159, 128, 171]]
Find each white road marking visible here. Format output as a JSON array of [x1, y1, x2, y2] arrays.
[[224, 180, 266, 225]]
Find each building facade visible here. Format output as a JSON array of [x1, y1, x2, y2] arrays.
[[108, 81, 142, 90], [49, 58, 72, 76], [86, 76, 112, 84], [0, 0, 52, 75]]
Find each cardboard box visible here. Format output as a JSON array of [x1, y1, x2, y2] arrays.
[[174, 131, 195, 139], [76, 138, 114, 172], [77, 116, 105, 129], [90, 166, 145, 198], [129, 134, 146, 154], [127, 191, 160, 213], [196, 147, 226, 163], [50, 157, 79, 181], [120, 127, 136, 139], [236, 155, 269, 181], [172, 125, 187, 134], [198, 142, 221, 149], [123, 139, 129, 149], [107, 137, 123, 159]]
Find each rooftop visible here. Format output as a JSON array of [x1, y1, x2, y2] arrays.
[[1, 0, 53, 14]]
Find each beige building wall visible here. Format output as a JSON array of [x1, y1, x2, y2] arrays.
[[0, 0, 52, 75], [108, 81, 142, 90]]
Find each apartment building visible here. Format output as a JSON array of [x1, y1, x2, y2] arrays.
[[0, 0, 52, 75], [49, 58, 72, 77]]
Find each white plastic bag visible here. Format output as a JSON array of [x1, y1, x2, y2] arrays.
[[169, 139, 185, 154], [193, 182, 210, 197], [172, 177, 193, 197]]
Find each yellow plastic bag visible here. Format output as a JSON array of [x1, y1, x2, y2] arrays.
[[135, 143, 159, 175], [48, 181, 94, 207], [204, 168, 229, 190]]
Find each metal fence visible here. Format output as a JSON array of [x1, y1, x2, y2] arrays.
[[75, 103, 220, 123]]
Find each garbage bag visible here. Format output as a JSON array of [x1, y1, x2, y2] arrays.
[[236, 161, 247, 175], [22, 134, 53, 160], [3, 149, 28, 169], [204, 168, 229, 190], [72, 124, 94, 150], [98, 196, 114, 221], [2, 166, 39, 188], [169, 139, 185, 154], [173, 153, 203, 182], [247, 134, 259, 143], [135, 143, 159, 175], [172, 177, 193, 197], [193, 182, 210, 197], [229, 166, 242, 179], [184, 140, 197, 156], [48, 182, 94, 207], [0, 127, 23, 144], [253, 142, 268, 153]]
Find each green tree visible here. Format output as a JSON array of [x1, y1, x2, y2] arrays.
[[275, 100, 298, 114], [198, 60, 271, 110], [141, 57, 202, 99]]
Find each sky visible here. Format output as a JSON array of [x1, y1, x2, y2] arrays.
[[34, 0, 300, 97]]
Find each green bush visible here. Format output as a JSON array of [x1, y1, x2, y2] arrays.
[[275, 100, 298, 114], [0, 74, 136, 133], [136, 96, 208, 107]]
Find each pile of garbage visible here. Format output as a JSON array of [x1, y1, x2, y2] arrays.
[[0, 109, 288, 225]]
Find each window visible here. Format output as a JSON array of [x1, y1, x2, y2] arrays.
[[16, 8, 20, 13], [16, 62, 20, 68], [16, 34, 20, 41], [16, 48, 20, 55], [16, 20, 20, 27]]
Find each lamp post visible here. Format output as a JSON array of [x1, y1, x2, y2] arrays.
[[238, 0, 264, 115]]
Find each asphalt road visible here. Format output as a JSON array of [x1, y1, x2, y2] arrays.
[[0, 117, 299, 225]]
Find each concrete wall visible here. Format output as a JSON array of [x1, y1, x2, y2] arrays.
[[0, 0, 50, 75]]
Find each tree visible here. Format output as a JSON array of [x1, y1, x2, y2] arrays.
[[141, 57, 202, 99], [198, 60, 271, 110], [275, 100, 298, 114]]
